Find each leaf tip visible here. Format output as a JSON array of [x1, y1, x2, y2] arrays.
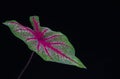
[[3, 20, 17, 26], [30, 15, 39, 21], [81, 65, 87, 69], [3, 21, 8, 25], [73, 57, 87, 69], [76, 63, 87, 69]]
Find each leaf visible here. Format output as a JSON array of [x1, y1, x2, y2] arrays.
[[3, 16, 86, 68]]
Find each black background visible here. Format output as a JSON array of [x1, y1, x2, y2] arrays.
[[0, 1, 112, 79]]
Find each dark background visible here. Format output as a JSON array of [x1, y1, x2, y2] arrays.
[[0, 1, 112, 79]]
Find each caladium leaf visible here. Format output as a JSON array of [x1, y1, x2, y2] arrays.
[[3, 16, 86, 68]]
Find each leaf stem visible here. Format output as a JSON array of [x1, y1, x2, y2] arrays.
[[17, 52, 34, 79]]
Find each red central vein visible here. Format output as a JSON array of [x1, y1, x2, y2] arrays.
[[32, 17, 39, 32]]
